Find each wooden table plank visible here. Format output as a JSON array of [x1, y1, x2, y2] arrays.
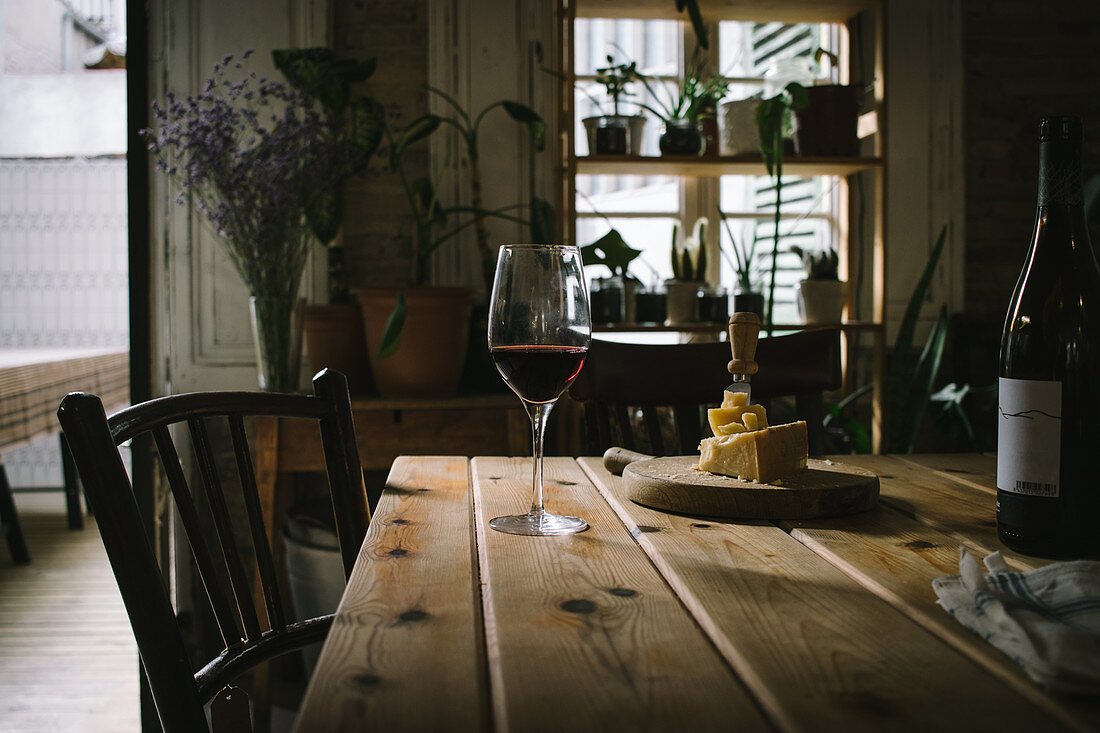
[[779, 505, 1100, 732], [470, 456, 770, 733], [293, 456, 487, 732], [895, 453, 997, 494], [834, 455, 1045, 569], [579, 457, 1072, 732]]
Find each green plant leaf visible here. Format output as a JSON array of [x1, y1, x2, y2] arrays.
[[894, 306, 948, 452], [676, 0, 708, 50], [501, 101, 547, 152], [530, 196, 557, 244], [392, 114, 442, 164], [332, 56, 377, 84], [272, 47, 349, 113], [581, 228, 642, 275], [346, 97, 384, 159], [376, 294, 407, 359], [884, 225, 947, 446], [306, 188, 342, 245]]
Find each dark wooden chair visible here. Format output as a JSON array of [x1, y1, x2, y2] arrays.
[[568, 329, 842, 456], [56, 369, 371, 733]]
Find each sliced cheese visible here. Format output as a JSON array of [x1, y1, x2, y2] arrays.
[[707, 404, 768, 436], [722, 390, 750, 408], [698, 420, 808, 483]]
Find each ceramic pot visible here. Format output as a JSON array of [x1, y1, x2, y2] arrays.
[[582, 115, 629, 155], [731, 289, 765, 319], [793, 85, 861, 157], [659, 119, 702, 156], [719, 98, 761, 156], [664, 280, 701, 324], [634, 288, 667, 325], [303, 303, 373, 395], [355, 286, 473, 398], [794, 279, 847, 324]]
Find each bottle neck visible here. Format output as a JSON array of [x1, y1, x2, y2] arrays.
[[1038, 139, 1084, 207]]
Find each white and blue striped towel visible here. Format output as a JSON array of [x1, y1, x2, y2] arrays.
[[933, 547, 1100, 694]]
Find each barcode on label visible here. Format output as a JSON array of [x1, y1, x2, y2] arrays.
[[1014, 480, 1058, 497]]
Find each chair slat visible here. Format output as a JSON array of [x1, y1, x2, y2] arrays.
[[227, 415, 285, 632], [641, 406, 664, 455], [187, 417, 262, 641], [613, 404, 635, 451], [151, 425, 242, 646], [673, 404, 702, 455]]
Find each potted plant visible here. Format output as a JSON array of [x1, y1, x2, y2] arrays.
[[145, 50, 380, 392], [581, 228, 643, 324], [718, 213, 764, 318], [581, 56, 644, 156], [273, 48, 383, 395], [355, 92, 546, 398], [755, 80, 808, 331], [637, 51, 725, 157], [791, 245, 846, 324], [665, 217, 707, 323], [793, 49, 862, 158]]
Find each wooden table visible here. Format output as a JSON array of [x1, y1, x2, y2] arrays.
[[0, 348, 128, 562], [294, 454, 1100, 732]]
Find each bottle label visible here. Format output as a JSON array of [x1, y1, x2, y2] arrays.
[[997, 378, 1061, 496]]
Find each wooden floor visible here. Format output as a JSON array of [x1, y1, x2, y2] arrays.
[[0, 492, 140, 732]]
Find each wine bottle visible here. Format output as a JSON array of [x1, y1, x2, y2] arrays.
[[997, 116, 1100, 558]]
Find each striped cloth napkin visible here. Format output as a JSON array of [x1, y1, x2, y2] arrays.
[[933, 547, 1100, 694]]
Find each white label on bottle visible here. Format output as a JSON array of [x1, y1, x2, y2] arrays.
[[997, 378, 1061, 497]]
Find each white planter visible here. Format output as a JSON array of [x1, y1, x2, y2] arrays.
[[719, 98, 761, 156], [664, 280, 700, 324], [795, 279, 847, 324]]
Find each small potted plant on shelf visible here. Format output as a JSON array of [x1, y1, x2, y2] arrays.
[[665, 217, 707, 324], [582, 56, 644, 156], [719, 213, 764, 318], [792, 49, 863, 158], [637, 50, 725, 157], [790, 245, 846, 324], [581, 227, 643, 324]]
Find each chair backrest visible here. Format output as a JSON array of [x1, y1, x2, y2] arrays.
[[568, 329, 842, 456], [56, 369, 370, 733]]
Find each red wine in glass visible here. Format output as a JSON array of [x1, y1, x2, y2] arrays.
[[490, 345, 588, 404]]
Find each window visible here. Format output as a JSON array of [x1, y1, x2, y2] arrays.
[[573, 16, 843, 325]]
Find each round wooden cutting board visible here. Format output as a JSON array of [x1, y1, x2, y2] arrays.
[[623, 456, 879, 519]]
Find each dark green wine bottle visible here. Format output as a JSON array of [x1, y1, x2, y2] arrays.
[[997, 116, 1100, 558]]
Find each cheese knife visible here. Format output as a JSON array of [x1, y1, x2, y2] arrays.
[[726, 311, 761, 405]]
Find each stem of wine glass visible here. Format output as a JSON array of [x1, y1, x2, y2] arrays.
[[525, 398, 555, 516]]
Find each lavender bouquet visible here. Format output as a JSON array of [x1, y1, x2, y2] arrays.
[[145, 50, 381, 389]]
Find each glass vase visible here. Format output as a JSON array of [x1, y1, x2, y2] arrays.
[[249, 294, 301, 392]]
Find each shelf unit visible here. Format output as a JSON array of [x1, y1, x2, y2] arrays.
[[556, 0, 887, 450]]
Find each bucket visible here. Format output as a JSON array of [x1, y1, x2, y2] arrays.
[[283, 496, 344, 676]]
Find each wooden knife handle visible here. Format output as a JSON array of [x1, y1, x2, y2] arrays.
[[603, 447, 654, 476], [727, 311, 760, 377]]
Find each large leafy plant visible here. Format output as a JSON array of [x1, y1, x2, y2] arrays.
[[375, 89, 547, 357], [825, 226, 951, 453], [755, 81, 808, 330]]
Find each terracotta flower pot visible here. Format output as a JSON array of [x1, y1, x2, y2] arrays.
[[303, 303, 373, 395], [355, 286, 473, 398]]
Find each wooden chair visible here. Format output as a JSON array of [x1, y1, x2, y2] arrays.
[[568, 329, 842, 456], [56, 369, 371, 733]]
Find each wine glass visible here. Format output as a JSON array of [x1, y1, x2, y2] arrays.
[[487, 244, 591, 535]]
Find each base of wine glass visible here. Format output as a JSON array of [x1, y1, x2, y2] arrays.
[[488, 511, 588, 536]]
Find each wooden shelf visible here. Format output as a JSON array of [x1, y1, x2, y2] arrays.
[[574, 0, 877, 24], [593, 320, 882, 333], [576, 155, 883, 178]]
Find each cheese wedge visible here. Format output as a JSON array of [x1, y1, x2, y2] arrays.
[[698, 420, 808, 483], [708, 404, 769, 436], [722, 390, 750, 408]]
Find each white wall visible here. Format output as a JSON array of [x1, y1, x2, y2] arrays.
[[0, 71, 126, 157]]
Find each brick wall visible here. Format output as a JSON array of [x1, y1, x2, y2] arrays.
[[333, 0, 430, 288], [961, 0, 1100, 382]]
